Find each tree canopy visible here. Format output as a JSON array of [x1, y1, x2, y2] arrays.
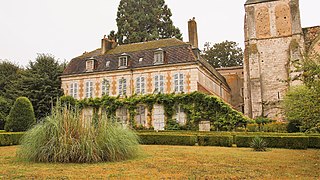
[[113, 0, 182, 44], [202, 41, 243, 68]]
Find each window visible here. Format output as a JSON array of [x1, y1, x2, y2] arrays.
[[86, 58, 95, 71], [135, 105, 146, 126], [69, 82, 78, 99], [118, 78, 127, 96], [136, 76, 145, 94], [154, 74, 164, 93], [117, 107, 128, 126], [85, 80, 94, 98], [118, 56, 128, 68], [106, 61, 110, 68], [154, 49, 164, 64], [175, 105, 186, 125], [101, 79, 110, 96], [174, 73, 184, 93]]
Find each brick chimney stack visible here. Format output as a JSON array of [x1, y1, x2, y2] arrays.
[[101, 35, 117, 54], [188, 17, 198, 49]]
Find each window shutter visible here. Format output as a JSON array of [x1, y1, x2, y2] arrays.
[[141, 77, 145, 94]]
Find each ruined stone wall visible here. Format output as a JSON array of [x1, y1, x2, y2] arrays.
[[244, 0, 304, 120], [303, 26, 320, 55]]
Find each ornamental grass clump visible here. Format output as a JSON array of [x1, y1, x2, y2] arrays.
[[250, 136, 268, 152], [17, 104, 140, 163]]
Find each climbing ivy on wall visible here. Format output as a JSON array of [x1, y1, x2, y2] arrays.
[[60, 92, 249, 131]]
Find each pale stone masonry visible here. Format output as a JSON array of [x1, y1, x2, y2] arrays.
[[244, 0, 320, 120]]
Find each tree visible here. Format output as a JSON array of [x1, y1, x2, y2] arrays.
[[6, 54, 65, 120], [5, 97, 36, 132], [0, 96, 10, 130], [114, 0, 182, 44], [283, 55, 320, 133], [0, 60, 21, 103], [202, 41, 243, 68]]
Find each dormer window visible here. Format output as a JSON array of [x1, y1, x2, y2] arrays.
[[154, 48, 164, 64], [118, 54, 128, 68], [86, 57, 95, 72]]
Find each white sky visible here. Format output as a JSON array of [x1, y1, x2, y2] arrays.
[[0, 0, 318, 66]]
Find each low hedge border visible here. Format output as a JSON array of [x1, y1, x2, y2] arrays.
[[0, 133, 24, 146], [235, 136, 309, 149], [197, 135, 233, 147], [139, 134, 197, 146]]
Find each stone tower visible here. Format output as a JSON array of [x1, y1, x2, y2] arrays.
[[243, 0, 305, 120]]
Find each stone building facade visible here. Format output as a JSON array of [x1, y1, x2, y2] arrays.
[[243, 0, 320, 120], [61, 19, 231, 130]]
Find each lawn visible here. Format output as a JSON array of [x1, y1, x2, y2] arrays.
[[0, 145, 319, 179]]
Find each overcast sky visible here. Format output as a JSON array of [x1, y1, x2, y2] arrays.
[[0, 0, 318, 66]]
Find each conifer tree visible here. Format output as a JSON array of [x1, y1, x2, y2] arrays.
[[114, 0, 182, 44]]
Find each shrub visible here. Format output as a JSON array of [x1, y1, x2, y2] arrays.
[[5, 97, 36, 132], [17, 104, 140, 163], [250, 136, 267, 151], [0, 133, 24, 146], [308, 136, 320, 149], [236, 136, 308, 149], [197, 135, 233, 147], [0, 97, 11, 130], [139, 134, 197, 146]]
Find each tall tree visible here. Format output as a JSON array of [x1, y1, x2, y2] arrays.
[[0, 60, 21, 103], [7, 54, 65, 120], [114, 0, 182, 44], [202, 41, 243, 68]]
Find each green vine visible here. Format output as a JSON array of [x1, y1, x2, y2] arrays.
[[60, 92, 250, 131]]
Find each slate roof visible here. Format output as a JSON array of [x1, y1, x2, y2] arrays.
[[62, 38, 229, 89], [245, 0, 279, 5]]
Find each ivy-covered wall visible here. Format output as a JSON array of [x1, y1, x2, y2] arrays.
[[60, 92, 249, 131]]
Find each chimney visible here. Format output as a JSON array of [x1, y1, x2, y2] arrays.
[[188, 17, 198, 49], [101, 35, 117, 54]]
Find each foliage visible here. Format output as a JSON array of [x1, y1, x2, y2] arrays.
[[202, 41, 243, 68], [237, 136, 309, 149], [197, 135, 233, 147], [5, 97, 36, 132], [17, 104, 140, 163], [246, 122, 287, 133], [139, 134, 197, 146], [250, 136, 267, 151], [114, 0, 182, 44], [308, 136, 320, 148], [6, 54, 65, 120], [283, 55, 320, 133], [0, 133, 24, 146], [0, 61, 21, 103], [0, 97, 11, 130], [283, 86, 320, 133], [61, 92, 249, 131]]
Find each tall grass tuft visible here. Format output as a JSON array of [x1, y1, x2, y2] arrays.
[[17, 104, 140, 163], [250, 136, 268, 152]]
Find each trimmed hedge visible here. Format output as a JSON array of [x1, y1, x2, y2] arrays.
[[0, 133, 24, 146], [235, 136, 309, 149], [308, 136, 320, 148], [139, 134, 197, 146], [198, 135, 233, 147]]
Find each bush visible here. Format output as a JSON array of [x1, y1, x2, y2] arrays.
[[139, 134, 197, 146], [4, 97, 36, 132], [17, 104, 140, 163], [0, 133, 24, 146], [250, 136, 267, 151], [0, 97, 11, 130], [197, 135, 233, 147], [236, 136, 308, 149], [246, 123, 287, 133], [308, 136, 320, 149]]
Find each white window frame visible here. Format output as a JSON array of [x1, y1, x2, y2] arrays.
[[154, 74, 164, 93], [69, 82, 78, 99], [174, 73, 184, 93], [85, 80, 94, 98], [135, 105, 146, 126], [86, 59, 95, 72], [175, 105, 186, 125], [154, 50, 164, 64], [118, 56, 128, 68], [101, 78, 110, 96], [117, 107, 128, 126], [136, 76, 145, 94], [118, 77, 127, 96]]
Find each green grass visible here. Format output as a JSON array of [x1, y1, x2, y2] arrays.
[[0, 145, 319, 179]]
